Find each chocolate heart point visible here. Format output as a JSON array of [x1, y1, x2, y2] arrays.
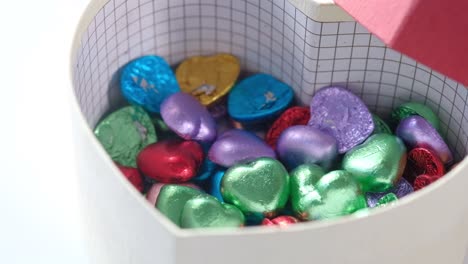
[[308, 86, 374, 153], [290, 167, 366, 220], [181, 195, 245, 229], [156, 185, 204, 226], [277, 125, 337, 169], [161, 92, 217, 142], [176, 54, 240, 106], [137, 140, 204, 183], [94, 106, 157, 167], [208, 129, 276, 167], [343, 133, 407, 192], [396, 116, 452, 164], [221, 157, 290, 217]]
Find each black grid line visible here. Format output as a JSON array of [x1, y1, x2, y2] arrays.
[[345, 22, 355, 90], [360, 32, 372, 101], [391, 50, 403, 109], [439, 76, 450, 137], [313, 21, 322, 89]]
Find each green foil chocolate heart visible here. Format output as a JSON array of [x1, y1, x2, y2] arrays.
[[181, 195, 245, 229], [290, 164, 325, 217], [376, 193, 398, 207], [152, 116, 178, 140], [221, 157, 290, 217], [391, 102, 440, 132], [290, 168, 367, 220], [372, 114, 392, 134], [94, 106, 157, 167], [156, 185, 203, 226], [343, 133, 407, 192]]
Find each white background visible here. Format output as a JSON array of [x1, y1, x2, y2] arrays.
[[2, 0, 89, 263], [1, 0, 468, 263]]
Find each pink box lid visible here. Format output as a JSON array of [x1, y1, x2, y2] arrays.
[[335, 0, 468, 86]]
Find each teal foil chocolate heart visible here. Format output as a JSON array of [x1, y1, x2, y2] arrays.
[[343, 133, 407, 192], [228, 74, 294, 123], [290, 166, 367, 220], [221, 157, 290, 217], [181, 195, 245, 229]]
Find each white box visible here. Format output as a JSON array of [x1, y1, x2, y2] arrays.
[[70, 0, 468, 263]]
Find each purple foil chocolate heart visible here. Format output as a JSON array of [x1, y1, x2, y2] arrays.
[[161, 92, 217, 142], [208, 129, 276, 167], [366, 178, 414, 208], [277, 125, 338, 169], [396, 116, 453, 164], [308, 86, 374, 153]]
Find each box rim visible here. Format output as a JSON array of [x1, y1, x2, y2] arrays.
[[68, 0, 468, 238]]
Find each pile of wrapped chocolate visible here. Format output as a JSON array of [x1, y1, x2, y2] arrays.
[[94, 54, 454, 229]]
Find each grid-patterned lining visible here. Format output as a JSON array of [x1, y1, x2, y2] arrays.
[[72, 0, 468, 161]]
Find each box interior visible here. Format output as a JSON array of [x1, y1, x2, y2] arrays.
[[72, 0, 468, 166]]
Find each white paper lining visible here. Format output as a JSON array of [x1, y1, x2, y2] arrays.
[[71, 0, 468, 160]]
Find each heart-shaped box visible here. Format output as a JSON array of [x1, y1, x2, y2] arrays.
[[70, 0, 468, 263]]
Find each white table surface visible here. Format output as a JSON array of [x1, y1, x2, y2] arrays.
[[2, 0, 468, 263], [2, 0, 89, 263]]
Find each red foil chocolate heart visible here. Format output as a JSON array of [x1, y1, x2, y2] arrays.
[[137, 140, 204, 183], [116, 163, 144, 192], [262, 216, 299, 226], [265, 106, 311, 149], [413, 174, 439, 191], [404, 147, 445, 183]]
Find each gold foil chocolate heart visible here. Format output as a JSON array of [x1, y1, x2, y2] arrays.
[[176, 54, 240, 106]]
